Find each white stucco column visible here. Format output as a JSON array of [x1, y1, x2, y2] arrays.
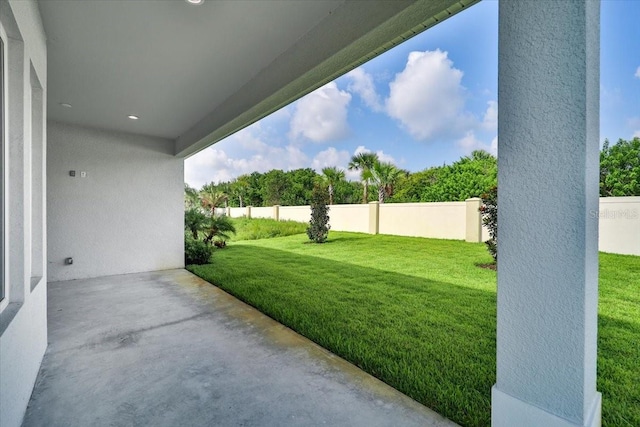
[[493, 2, 601, 427], [368, 201, 379, 235]]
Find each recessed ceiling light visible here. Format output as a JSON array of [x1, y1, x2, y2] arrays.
[[127, 115, 139, 120], [59, 103, 72, 108], [186, 0, 204, 4]]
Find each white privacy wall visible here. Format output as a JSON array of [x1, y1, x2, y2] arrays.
[[251, 206, 273, 219], [379, 202, 466, 239], [0, 2, 48, 427], [279, 205, 311, 223], [329, 204, 369, 233], [597, 197, 640, 256], [47, 121, 184, 281]]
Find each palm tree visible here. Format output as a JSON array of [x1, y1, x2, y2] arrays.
[[200, 185, 227, 214], [348, 152, 378, 203], [203, 215, 237, 245], [184, 207, 207, 240], [321, 166, 345, 205], [371, 161, 404, 203]]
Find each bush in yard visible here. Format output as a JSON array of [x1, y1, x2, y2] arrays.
[[480, 186, 497, 262], [184, 235, 214, 265], [307, 184, 330, 243]]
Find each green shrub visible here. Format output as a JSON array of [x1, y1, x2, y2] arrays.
[[185, 235, 214, 265], [307, 184, 330, 243]]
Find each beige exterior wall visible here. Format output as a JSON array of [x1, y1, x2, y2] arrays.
[[222, 197, 638, 256], [251, 207, 273, 219], [597, 197, 640, 256], [228, 207, 245, 218], [328, 204, 369, 233], [279, 206, 310, 223], [379, 202, 467, 240]]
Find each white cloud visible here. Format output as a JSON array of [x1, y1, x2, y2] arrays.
[[633, 130, 640, 139], [490, 136, 498, 154], [289, 82, 352, 142], [311, 147, 351, 172], [455, 131, 497, 156], [386, 49, 473, 140], [353, 145, 396, 164], [185, 126, 311, 188], [635, 66, 640, 79], [233, 123, 270, 153], [481, 101, 498, 132], [345, 67, 383, 112]]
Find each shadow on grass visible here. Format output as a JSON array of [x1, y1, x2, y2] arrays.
[[321, 234, 371, 244], [190, 245, 497, 427]]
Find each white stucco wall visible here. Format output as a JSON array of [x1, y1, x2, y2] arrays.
[[379, 202, 466, 240], [597, 196, 640, 256], [47, 121, 184, 281], [0, 1, 48, 427]]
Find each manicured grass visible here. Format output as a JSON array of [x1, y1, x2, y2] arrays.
[[229, 217, 307, 241], [188, 232, 640, 427]]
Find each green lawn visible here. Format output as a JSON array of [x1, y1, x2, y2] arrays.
[[188, 232, 640, 427]]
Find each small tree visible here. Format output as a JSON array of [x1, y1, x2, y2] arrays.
[[307, 184, 330, 243], [480, 186, 497, 262]]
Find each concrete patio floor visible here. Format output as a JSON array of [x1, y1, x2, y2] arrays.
[[22, 269, 458, 427]]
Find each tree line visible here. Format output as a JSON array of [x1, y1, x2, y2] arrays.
[[186, 137, 640, 207]]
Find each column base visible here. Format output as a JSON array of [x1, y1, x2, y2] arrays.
[[492, 386, 601, 427]]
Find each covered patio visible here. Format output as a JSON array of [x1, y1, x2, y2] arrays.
[[1, 1, 602, 426]]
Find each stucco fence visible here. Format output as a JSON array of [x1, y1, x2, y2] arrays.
[[222, 197, 640, 256]]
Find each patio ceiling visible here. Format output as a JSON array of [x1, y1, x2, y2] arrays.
[[39, 0, 477, 157]]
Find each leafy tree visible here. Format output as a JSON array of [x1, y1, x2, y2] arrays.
[[261, 169, 289, 206], [600, 137, 640, 196], [282, 168, 318, 206], [184, 184, 200, 209], [333, 180, 364, 205], [371, 161, 405, 203], [229, 175, 250, 207], [419, 150, 497, 202], [321, 166, 346, 205], [348, 152, 379, 203], [244, 172, 265, 207], [307, 184, 330, 243], [391, 167, 444, 202]]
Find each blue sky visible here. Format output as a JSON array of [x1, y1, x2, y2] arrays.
[[185, 1, 640, 188]]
